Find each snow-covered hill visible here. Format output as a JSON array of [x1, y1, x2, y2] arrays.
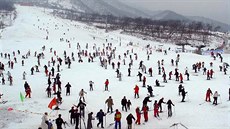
[[0, 5, 230, 129]]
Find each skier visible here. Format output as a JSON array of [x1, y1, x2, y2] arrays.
[[114, 109, 122, 129], [147, 85, 153, 97], [40, 112, 48, 129], [31, 67, 34, 75], [155, 79, 160, 86], [121, 96, 128, 112], [181, 87, 187, 102], [74, 109, 81, 129], [205, 88, 213, 102], [135, 107, 141, 125], [115, 69, 120, 78], [87, 112, 94, 129], [213, 91, 219, 105], [23, 71, 26, 80], [134, 85, 139, 98], [128, 68, 131, 76], [69, 106, 75, 124], [158, 97, 166, 112], [9, 75, 13, 85], [148, 67, 153, 77], [137, 71, 142, 81], [118, 72, 122, 81], [46, 86, 52, 98], [153, 100, 159, 117], [55, 114, 65, 129], [162, 72, 167, 83], [65, 82, 71, 96], [142, 76, 146, 87], [127, 100, 132, 110], [126, 113, 135, 129], [166, 99, 175, 117], [142, 105, 149, 122], [178, 84, 183, 96], [79, 89, 87, 102], [169, 71, 172, 80], [142, 96, 151, 107], [25, 86, 32, 98], [105, 96, 114, 113], [96, 109, 106, 128], [1, 77, 5, 85], [77, 100, 87, 118], [210, 69, 214, 78], [104, 79, 109, 91], [89, 81, 94, 91], [179, 73, 183, 83]]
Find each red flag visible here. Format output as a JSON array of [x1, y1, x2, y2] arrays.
[[48, 97, 57, 109]]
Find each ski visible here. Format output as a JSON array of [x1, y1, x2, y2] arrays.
[[199, 102, 206, 105], [107, 123, 114, 128], [154, 85, 165, 87], [155, 116, 162, 120], [0, 101, 8, 104]]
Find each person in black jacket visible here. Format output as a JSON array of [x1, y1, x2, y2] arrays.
[[142, 96, 151, 108], [69, 107, 75, 124], [96, 109, 106, 128], [65, 82, 71, 96], [166, 99, 174, 117], [56, 114, 64, 129], [126, 113, 135, 129], [147, 85, 153, 97], [137, 71, 142, 81], [158, 97, 166, 112], [181, 88, 187, 102], [178, 84, 183, 96], [121, 96, 128, 112], [77, 100, 87, 118], [74, 109, 80, 129]]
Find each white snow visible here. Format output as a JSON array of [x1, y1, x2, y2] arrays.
[[0, 5, 230, 129]]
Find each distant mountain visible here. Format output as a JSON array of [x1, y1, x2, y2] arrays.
[[49, 0, 150, 18], [151, 10, 189, 21], [23, 0, 230, 31]]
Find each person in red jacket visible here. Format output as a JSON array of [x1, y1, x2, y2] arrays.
[[142, 105, 149, 122], [205, 88, 213, 102], [210, 69, 214, 78], [104, 79, 109, 91], [153, 100, 159, 117], [179, 73, 183, 83], [25, 86, 32, 98], [134, 85, 139, 98], [135, 107, 141, 125], [114, 109, 121, 129]]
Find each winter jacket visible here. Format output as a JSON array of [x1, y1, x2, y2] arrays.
[[121, 98, 127, 106], [96, 111, 105, 121], [114, 111, 121, 121], [105, 98, 114, 107], [126, 114, 135, 124], [40, 114, 48, 129], [213, 92, 219, 98], [134, 85, 139, 93]]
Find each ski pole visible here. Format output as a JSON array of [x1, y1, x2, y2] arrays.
[[173, 106, 176, 117], [105, 113, 107, 128]]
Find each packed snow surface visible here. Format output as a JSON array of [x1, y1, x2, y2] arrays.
[[0, 5, 229, 129]]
